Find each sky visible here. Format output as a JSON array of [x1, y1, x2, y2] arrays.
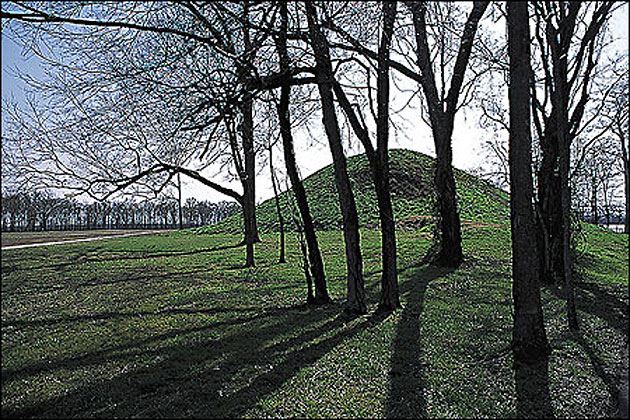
[[2, 3, 628, 205]]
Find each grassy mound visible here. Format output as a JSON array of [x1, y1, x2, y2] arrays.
[[196, 149, 509, 234]]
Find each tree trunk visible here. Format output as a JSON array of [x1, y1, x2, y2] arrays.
[[537, 127, 564, 284], [590, 175, 598, 224], [433, 129, 463, 267], [375, 1, 400, 310], [306, 2, 365, 313], [625, 165, 629, 234], [374, 161, 400, 310], [238, 6, 259, 268], [178, 172, 183, 230], [621, 128, 629, 234], [268, 145, 286, 264], [278, 105, 329, 303], [407, 1, 488, 268], [240, 98, 259, 267], [548, 13, 578, 331], [507, 0, 550, 363], [275, 1, 329, 304]]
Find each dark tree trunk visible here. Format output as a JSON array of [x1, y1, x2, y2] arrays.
[[507, 0, 551, 363], [375, 1, 400, 310], [238, 5, 259, 268], [590, 175, 598, 224], [374, 162, 400, 309], [178, 172, 183, 230], [275, 2, 329, 304], [240, 98, 259, 268], [332, 2, 400, 310], [537, 126, 564, 285], [621, 130, 629, 233], [532, 1, 612, 330], [433, 129, 463, 267], [625, 164, 629, 234], [306, 2, 365, 313], [547, 8, 579, 331], [268, 145, 286, 264]]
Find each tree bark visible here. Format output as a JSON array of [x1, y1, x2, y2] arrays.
[[331, 2, 400, 310], [374, 163, 400, 309], [625, 162, 629, 234], [621, 123, 629, 233], [177, 172, 183, 229], [507, 0, 550, 363], [239, 4, 259, 268], [306, 2, 365, 313]]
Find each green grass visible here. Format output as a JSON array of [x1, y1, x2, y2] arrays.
[[1, 224, 627, 418], [197, 149, 510, 235]]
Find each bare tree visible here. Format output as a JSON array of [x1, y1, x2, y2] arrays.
[[273, 2, 330, 304], [600, 57, 629, 233], [1, 1, 288, 266], [305, 2, 366, 313], [405, 1, 489, 267], [531, 1, 617, 330], [507, 0, 550, 363], [325, 2, 401, 309]]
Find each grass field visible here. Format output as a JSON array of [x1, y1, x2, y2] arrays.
[[1, 230, 158, 248], [1, 224, 627, 418]]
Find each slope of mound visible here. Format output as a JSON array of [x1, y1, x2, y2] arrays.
[[197, 149, 509, 234]]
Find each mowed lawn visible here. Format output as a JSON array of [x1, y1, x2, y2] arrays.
[[1, 225, 627, 418], [1, 230, 158, 248]]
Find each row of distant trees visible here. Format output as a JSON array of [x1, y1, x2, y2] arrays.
[[0, 191, 239, 232]]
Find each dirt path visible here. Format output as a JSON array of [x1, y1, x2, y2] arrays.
[[1, 230, 162, 250]]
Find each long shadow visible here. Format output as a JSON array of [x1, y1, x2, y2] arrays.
[[547, 280, 628, 333], [3, 267, 213, 297], [2, 305, 302, 385], [2, 305, 279, 329], [2, 299, 390, 418], [385, 264, 455, 418], [211, 309, 391, 418], [514, 356, 554, 418], [571, 332, 621, 413], [543, 265, 629, 417]]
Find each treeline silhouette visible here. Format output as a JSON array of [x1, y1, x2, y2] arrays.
[[1, 191, 240, 232]]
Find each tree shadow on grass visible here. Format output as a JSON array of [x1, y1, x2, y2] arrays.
[[385, 264, 455, 418], [570, 332, 621, 414], [2, 299, 390, 418], [3, 243, 243, 274], [3, 266, 214, 297], [543, 261, 629, 418]]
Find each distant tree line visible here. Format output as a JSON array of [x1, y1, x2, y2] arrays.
[[1, 191, 239, 232]]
